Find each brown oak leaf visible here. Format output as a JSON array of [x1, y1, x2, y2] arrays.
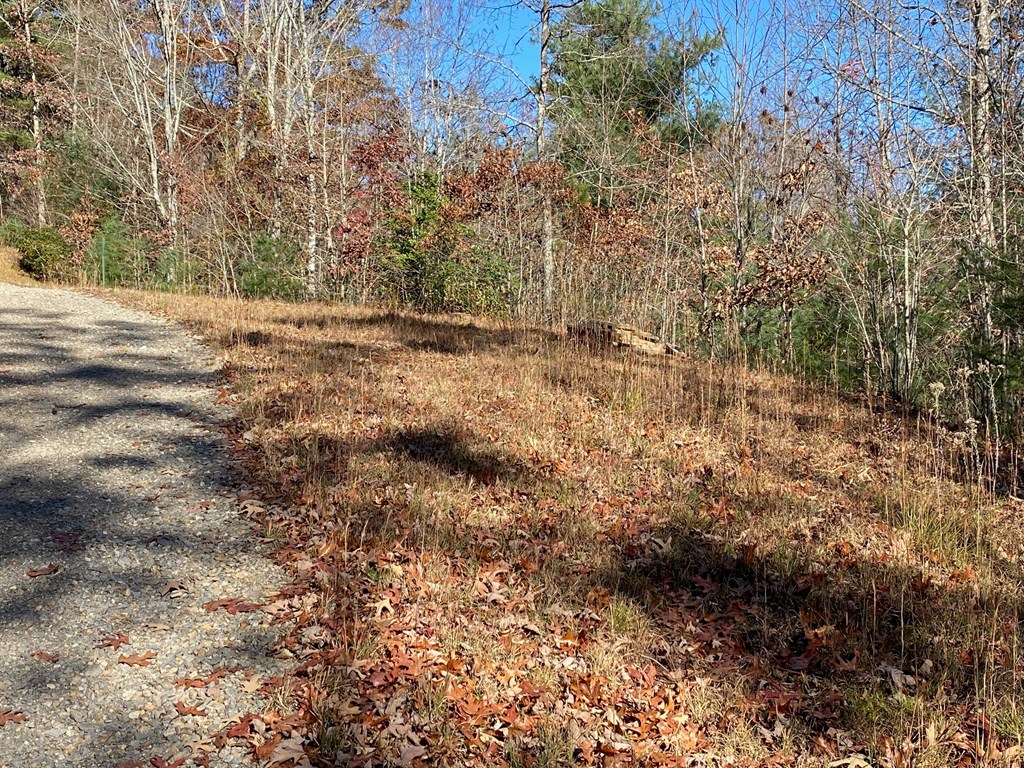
[[31, 651, 59, 663], [266, 733, 308, 765], [173, 677, 206, 689], [26, 564, 58, 578], [96, 633, 129, 650], [254, 733, 282, 761], [203, 667, 233, 684], [203, 597, 262, 615], [119, 651, 157, 667], [223, 713, 256, 740], [0, 710, 26, 726], [173, 701, 207, 717]]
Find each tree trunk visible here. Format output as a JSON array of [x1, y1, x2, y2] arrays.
[[972, 0, 997, 342], [970, 0, 1001, 452], [537, 0, 555, 321], [23, 6, 47, 226]]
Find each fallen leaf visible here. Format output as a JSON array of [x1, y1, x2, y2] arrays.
[[174, 677, 207, 689], [882, 665, 916, 692], [26, 564, 58, 578], [0, 710, 26, 726], [830, 757, 873, 768], [241, 675, 263, 693], [31, 651, 59, 663], [369, 595, 393, 617], [96, 633, 129, 650], [150, 758, 185, 768], [175, 667, 234, 692], [521, 621, 543, 636], [579, 741, 595, 762], [224, 713, 256, 740], [398, 744, 428, 766], [173, 701, 207, 717], [255, 733, 282, 761], [119, 651, 157, 667], [202, 667, 233, 685], [203, 597, 262, 615], [267, 733, 309, 767], [262, 599, 292, 616], [239, 499, 266, 515], [227, 600, 262, 614], [183, 735, 216, 757], [176, 667, 233, 689], [160, 579, 189, 598]]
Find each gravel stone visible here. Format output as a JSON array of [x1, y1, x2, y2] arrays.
[[0, 285, 290, 767]]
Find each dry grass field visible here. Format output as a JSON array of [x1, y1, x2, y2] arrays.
[[104, 290, 1024, 767], [0, 246, 35, 286]]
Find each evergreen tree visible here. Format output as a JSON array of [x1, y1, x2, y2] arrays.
[[547, 0, 720, 205]]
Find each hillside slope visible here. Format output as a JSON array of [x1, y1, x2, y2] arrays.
[[118, 291, 1024, 767]]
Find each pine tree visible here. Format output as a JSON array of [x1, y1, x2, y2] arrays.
[[547, 0, 720, 205]]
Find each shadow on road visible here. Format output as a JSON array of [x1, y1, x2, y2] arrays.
[[0, 293, 285, 768]]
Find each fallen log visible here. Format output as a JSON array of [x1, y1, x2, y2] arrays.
[[567, 320, 681, 356]]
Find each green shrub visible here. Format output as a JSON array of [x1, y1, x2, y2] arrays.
[[151, 248, 194, 291], [381, 174, 512, 315], [239, 235, 305, 300], [85, 217, 195, 291], [417, 246, 512, 315], [0, 220, 78, 282], [85, 216, 148, 287]]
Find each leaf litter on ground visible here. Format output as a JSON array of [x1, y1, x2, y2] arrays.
[[115, 292, 1024, 768]]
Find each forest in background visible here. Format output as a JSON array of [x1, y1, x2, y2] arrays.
[[2, 0, 1024, 470]]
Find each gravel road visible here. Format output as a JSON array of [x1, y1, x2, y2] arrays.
[[0, 284, 290, 767]]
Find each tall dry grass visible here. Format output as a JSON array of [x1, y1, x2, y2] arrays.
[[0, 246, 36, 286], [113, 289, 1024, 766]]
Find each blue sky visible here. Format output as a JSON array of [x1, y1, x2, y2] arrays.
[[491, 4, 543, 81], [466, 0, 779, 98], [468, 2, 543, 84]]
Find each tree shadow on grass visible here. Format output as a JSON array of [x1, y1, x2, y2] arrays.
[[590, 518, 1014, 746], [274, 309, 556, 355], [380, 426, 530, 487], [283, 416, 1019, 764]]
